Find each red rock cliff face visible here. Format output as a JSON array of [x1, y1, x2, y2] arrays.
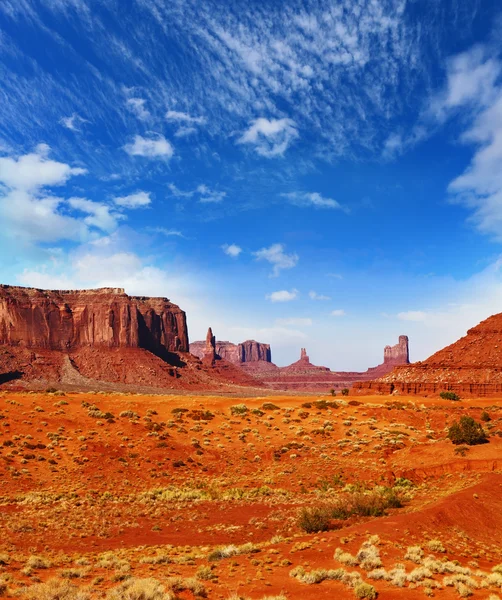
[[0, 285, 189, 355]]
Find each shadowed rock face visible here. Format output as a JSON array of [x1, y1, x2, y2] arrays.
[[0, 285, 189, 355]]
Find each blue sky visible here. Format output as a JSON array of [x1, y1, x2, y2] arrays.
[[1, 0, 502, 369]]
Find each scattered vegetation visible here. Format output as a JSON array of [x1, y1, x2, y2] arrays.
[[439, 391, 460, 401]]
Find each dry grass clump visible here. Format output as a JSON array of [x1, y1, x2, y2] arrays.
[[356, 542, 382, 570], [333, 541, 381, 570], [404, 546, 424, 564], [25, 555, 51, 569], [334, 548, 358, 567], [354, 582, 377, 599], [427, 540, 446, 553], [105, 577, 174, 600], [22, 578, 90, 600], [196, 566, 216, 581], [165, 576, 206, 597], [289, 566, 346, 584], [208, 543, 258, 561]]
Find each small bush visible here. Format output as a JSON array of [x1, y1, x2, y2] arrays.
[[440, 391, 460, 401], [447, 416, 488, 445], [480, 411, 491, 422], [341, 388, 349, 396], [354, 583, 377, 599], [427, 539, 446, 553], [230, 404, 248, 416], [262, 402, 279, 410], [297, 506, 331, 533]]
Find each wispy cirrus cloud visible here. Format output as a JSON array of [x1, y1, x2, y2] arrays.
[[60, 113, 88, 132], [281, 191, 344, 210], [309, 291, 331, 301], [168, 183, 226, 203]]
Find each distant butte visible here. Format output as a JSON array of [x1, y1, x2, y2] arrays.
[[190, 333, 410, 392]]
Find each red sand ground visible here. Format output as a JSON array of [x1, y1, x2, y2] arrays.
[[0, 391, 501, 599]]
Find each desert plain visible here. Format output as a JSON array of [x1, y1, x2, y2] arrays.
[[0, 390, 501, 600]]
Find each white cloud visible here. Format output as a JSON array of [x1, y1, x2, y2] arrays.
[[113, 191, 151, 208], [309, 290, 331, 301], [275, 317, 312, 326], [266, 289, 298, 302], [281, 191, 344, 210], [167, 183, 226, 203], [331, 309, 346, 317], [430, 46, 502, 240], [197, 184, 226, 203], [238, 117, 298, 157], [168, 183, 194, 198], [166, 110, 206, 124], [126, 98, 150, 121], [397, 310, 427, 322], [0, 143, 86, 191], [68, 197, 123, 232], [60, 113, 87, 132], [222, 243, 242, 257], [149, 227, 185, 238], [0, 145, 89, 243], [174, 126, 197, 138], [253, 243, 298, 276], [124, 135, 173, 159]]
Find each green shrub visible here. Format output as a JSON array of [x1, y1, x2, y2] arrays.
[[230, 404, 248, 416], [447, 416, 487, 445], [480, 411, 491, 422], [440, 391, 460, 401], [341, 388, 349, 396]]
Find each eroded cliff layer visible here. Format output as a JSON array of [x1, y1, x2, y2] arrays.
[[354, 313, 502, 396], [0, 285, 188, 354]]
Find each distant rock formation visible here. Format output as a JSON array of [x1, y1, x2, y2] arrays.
[[384, 335, 409, 365], [0, 285, 188, 355], [256, 337, 410, 391], [203, 327, 217, 364], [190, 338, 272, 364], [354, 313, 502, 396]]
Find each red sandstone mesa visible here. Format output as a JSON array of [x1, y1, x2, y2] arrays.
[[0, 285, 188, 354]]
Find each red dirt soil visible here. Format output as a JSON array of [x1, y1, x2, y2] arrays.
[[0, 391, 501, 599]]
